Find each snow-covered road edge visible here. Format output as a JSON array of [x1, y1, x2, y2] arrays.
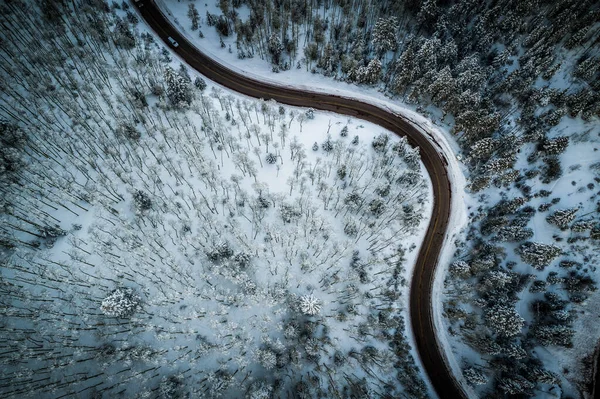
[[150, 1, 471, 396]]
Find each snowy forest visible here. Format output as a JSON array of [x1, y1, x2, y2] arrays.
[[0, 1, 434, 398], [172, 0, 600, 397]]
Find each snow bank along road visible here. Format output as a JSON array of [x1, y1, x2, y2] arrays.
[[134, 1, 464, 397]]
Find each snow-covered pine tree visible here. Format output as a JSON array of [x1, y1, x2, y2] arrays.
[[517, 242, 562, 270], [164, 66, 192, 107], [371, 17, 399, 56], [540, 136, 569, 155], [484, 304, 525, 337], [267, 33, 284, 66], [463, 367, 488, 385], [546, 208, 578, 230]]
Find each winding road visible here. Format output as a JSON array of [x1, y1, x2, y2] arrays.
[[134, 1, 463, 397]]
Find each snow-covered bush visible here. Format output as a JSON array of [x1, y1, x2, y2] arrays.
[[265, 153, 277, 164], [206, 241, 234, 262], [100, 288, 141, 317], [371, 133, 389, 152], [133, 190, 152, 212]]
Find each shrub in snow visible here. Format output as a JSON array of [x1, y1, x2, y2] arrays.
[[340, 125, 348, 137], [280, 203, 300, 223], [337, 164, 347, 179], [117, 122, 141, 140], [371, 133, 389, 152], [463, 367, 487, 385], [305, 108, 315, 120], [101, 288, 141, 317], [256, 195, 270, 209], [299, 294, 322, 315], [516, 242, 561, 270], [344, 193, 363, 209], [194, 77, 207, 92], [343, 221, 358, 237], [484, 304, 524, 337], [321, 139, 333, 152], [312, 142, 319, 151], [39, 225, 67, 238], [206, 241, 234, 262], [351, 135, 359, 145], [133, 190, 152, 212], [265, 153, 277, 164]]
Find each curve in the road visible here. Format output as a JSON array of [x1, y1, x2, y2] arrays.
[[135, 1, 464, 398]]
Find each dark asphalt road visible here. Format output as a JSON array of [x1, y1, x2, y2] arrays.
[[135, 1, 464, 397]]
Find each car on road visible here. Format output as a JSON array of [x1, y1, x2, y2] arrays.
[[167, 37, 179, 47]]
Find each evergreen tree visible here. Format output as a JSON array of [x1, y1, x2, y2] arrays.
[[371, 17, 399, 56], [164, 66, 193, 107], [485, 304, 525, 337], [517, 242, 561, 270], [268, 33, 284, 66], [546, 208, 578, 230]]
